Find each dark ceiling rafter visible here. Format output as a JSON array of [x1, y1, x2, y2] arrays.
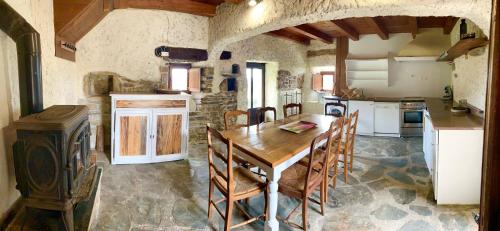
[[329, 19, 360, 41], [408, 17, 418, 38], [265, 29, 311, 45], [443, 16, 459, 34], [289, 24, 334, 44], [267, 16, 459, 46], [365, 17, 389, 40]]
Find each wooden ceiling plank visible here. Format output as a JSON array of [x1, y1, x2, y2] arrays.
[[289, 24, 333, 44], [114, 0, 217, 17], [265, 30, 311, 45], [224, 0, 244, 3], [443, 17, 459, 34], [366, 17, 389, 40], [330, 20, 359, 41], [408, 17, 418, 38]]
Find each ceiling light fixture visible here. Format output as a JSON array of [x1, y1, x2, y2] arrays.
[[247, 0, 261, 7]]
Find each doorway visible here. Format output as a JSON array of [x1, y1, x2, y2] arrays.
[[246, 62, 265, 109]]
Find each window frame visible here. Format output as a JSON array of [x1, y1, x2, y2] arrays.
[[168, 63, 192, 92]]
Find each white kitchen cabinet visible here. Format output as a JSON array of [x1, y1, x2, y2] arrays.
[[348, 100, 374, 136], [374, 102, 400, 136], [111, 93, 190, 165], [423, 111, 484, 204]]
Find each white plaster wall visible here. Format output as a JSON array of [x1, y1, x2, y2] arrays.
[[303, 40, 336, 114], [450, 19, 489, 111], [349, 32, 452, 98], [0, 30, 21, 221], [4, 0, 79, 107], [217, 34, 307, 119], [76, 9, 209, 101]]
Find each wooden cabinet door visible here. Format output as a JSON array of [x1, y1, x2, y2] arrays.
[[151, 109, 187, 162], [114, 110, 152, 164]]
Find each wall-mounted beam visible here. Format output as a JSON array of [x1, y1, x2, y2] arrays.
[[265, 29, 311, 45], [289, 24, 333, 44], [366, 17, 389, 40], [408, 17, 418, 38], [330, 20, 359, 41], [443, 17, 459, 34]]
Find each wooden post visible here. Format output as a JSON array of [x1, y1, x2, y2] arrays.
[[480, 0, 500, 230], [335, 37, 348, 96]]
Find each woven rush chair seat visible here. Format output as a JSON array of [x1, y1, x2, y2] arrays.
[[214, 166, 266, 196]]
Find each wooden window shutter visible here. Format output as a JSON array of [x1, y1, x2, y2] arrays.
[[312, 74, 323, 91], [188, 68, 201, 92]]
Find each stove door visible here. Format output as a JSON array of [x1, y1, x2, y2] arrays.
[[401, 109, 423, 128]]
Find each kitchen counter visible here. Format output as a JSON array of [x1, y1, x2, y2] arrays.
[[424, 98, 484, 130], [324, 96, 401, 102]]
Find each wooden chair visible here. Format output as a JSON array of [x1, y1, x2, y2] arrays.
[[283, 103, 302, 118], [325, 102, 347, 117], [257, 106, 277, 123], [332, 110, 359, 187], [298, 118, 345, 203], [277, 121, 336, 230], [206, 125, 268, 231], [224, 110, 250, 130]]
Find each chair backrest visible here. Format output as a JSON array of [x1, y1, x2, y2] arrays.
[[224, 110, 249, 130], [303, 120, 337, 193], [207, 125, 234, 195], [344, 110, 359, 153], [326, 118, 345, 169], [283, 103, 302, 118], [257, 107, 277, 123], [325, 102, 347, 117]]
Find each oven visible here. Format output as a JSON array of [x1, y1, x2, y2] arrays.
[[400, 99, 426, 136]]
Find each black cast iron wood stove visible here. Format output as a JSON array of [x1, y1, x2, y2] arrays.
[[13, 105, 97, 231]]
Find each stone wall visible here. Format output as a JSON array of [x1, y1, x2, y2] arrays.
[[277, 70, 304, 90], [82, 67, 236, 147], [81, 72, 158, 149], [189, 68, 237, 144]]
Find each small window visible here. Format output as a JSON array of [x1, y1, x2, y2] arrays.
[[170, 64, 189, 91], [312, 71, 335, 92], [322, 74, 334, 91]]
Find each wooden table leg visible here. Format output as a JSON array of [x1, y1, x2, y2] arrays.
[[265, 169, 281, 231]]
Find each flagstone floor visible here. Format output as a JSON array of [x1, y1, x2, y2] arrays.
[[94, 136, 478, 230]]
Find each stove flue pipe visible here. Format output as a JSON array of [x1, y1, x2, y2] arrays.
[[0, 0, 43, 116]]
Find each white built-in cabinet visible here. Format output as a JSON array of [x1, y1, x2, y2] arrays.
[[348, 100, 400, 136], [111, 93, 190, 165], [374, 102, 400, 136], [346, 58, 389, 87], [348, 100, 375, 136], [423, 110, 484, 204]]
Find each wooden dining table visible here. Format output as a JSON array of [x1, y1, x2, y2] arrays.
[[222, 114, 337, 231]]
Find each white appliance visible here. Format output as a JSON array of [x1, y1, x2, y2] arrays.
[[374, 102, 400, 136], [348, 100, 374, 135]]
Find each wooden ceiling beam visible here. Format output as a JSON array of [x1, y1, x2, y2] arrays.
[[330, 20, 359, 41], [288, 24, 333, 44], [366, 17, 389, 40], [114, 0, 217, 17], [443, 17, 459, 34], [408, 17, 418, 38], [265, 29, 311, 45]]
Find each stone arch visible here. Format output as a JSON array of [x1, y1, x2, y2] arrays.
[[206, 0, 491, 93]]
